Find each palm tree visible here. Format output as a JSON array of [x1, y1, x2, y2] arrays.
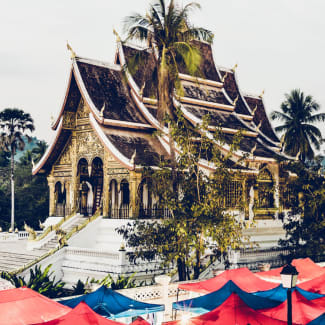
[[124, 0, 213, 189], [271, 89, 325, 161], [32, 140, 48, 163], [0, 108, 34, 231]]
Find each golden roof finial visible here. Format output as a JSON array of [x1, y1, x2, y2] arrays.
[[250, 144, 257, 157], [113, 28, 121, 42], [232, 63, 238, 72], [100, 103, 105, 118], [256, 121, 262, 132], [50, 115, 54, 125], [66, 42, 76, 59], [259, 89, 265, 98], [233, 95, 239, 106], [252, 105, 258, 115], [140, 82, 146, 98], [295, 150, 301, 161], [221, 72, 228, 83], [130, 149, 137, 165]]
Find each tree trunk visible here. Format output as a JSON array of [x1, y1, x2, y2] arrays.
[[157, 64, 178, 195], [177, 257, 187, 281], [10, 150, 15, 231]]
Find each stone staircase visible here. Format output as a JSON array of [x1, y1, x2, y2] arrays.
[[0, 214, 88, 274]]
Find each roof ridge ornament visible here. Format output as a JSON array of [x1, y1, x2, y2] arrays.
[[256, 121, 262, 132], [250, 143, 257, 158], [295, 150, 301, 161], [232, 63, 238, 72], [233, 95, 239, 106], [259, 89, 265, 98], [100, 103, 105, 118], [130, 149, 137, 166], [66, 42, 76, 59], [113, 28, 121, 42], [140, 82, 146, 98], [221, 72, 228, 83], [252, 105, 258, 115]]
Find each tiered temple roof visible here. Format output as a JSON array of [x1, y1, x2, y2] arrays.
[[33, 40, 290, 176]]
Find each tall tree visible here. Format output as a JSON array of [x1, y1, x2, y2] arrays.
[[119, 115, 246, 280], [124, 0, 213, 190], [271, 89, 325, 161], [0, 108, 35, 231]]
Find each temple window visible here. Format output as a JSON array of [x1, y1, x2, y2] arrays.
[[225, 180, 243, 208], [257, 168, 274, 209], [120, 179, 130, 218], [54, 181, 67, 217]]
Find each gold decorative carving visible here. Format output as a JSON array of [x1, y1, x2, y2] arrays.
[[63, 111, 75, 129], [77, 130, 104, 161], [76, 99, 89, 119]]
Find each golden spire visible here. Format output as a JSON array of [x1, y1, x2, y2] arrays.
[[221, 72, 228, 83], [113, 28, 121, 42], [232, 63, 238, 72], [259, 89, 265, 98], [233, 95, 239, 106], [295, 150, 301, 161], [100, 103, 105, 118], [250, 144, 257, 156], [140, 82, 146, 98], [66, 42, 76, 59]]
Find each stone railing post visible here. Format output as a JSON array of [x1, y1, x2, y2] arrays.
[[155, 275, 171, 322]]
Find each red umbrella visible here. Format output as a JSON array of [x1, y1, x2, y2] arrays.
[[299, 273, 325, 294], [256, 258, 325, 283], [259, 291, 325, 324], [178, 268, 277, 294], [165, 293, 288, 325], [31, 302, 125, 325], [130, 317, 150, 325], [0, 287, 70, 325]]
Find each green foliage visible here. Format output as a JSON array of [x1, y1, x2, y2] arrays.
[[118, 112, 247, 280], [1, 264, 65, 298], [90, 273, 137, 290], [124, 0, 213, 122], [0, 162, 49, 230], [71, 280, 87, 295], [279, 159, 325, 258], [271, 89, 325, 161]]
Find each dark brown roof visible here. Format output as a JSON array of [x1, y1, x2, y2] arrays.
[[76, 60, 148, 124], [219, 70, 251, 116], [105, 132, 167, 166], [244, 96, 279, 143], [223, 134, 280, 159], [184, 105, 251, 131], [122, 45, 157, 98], [178, 41, 221, 82], [183, 84, 230, 105]]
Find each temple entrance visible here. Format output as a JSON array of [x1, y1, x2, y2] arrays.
[[77, 157, 103, 216], [54, 181, 67, 217]]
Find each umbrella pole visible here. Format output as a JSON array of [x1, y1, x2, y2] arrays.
[[173, 288, 180, 320]]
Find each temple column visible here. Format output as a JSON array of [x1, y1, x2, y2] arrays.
[[71, 133, 79, 212], [65, 181, 71, 215], [102, 152, 110, 217], [47, 175, 55, 216], [129, 171, 142, 218]]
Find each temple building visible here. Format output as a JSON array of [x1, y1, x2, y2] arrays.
[[33, 39, 293, 224]]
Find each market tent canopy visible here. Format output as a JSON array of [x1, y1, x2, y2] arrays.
[[0, 287, 70, 325], [253, 284, 324, 301], [256, 258, 325, 283], [299, 274, 325, 294], [32, 302, 125, 325], [60, 286, 164, 319], [259, 291, 325, 324], [178, 267, 277, 293], [166, 294, 288, 325], [173, 281, 282, 314]]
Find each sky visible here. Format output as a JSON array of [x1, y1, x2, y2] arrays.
[[0, 0, 325, 144]]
